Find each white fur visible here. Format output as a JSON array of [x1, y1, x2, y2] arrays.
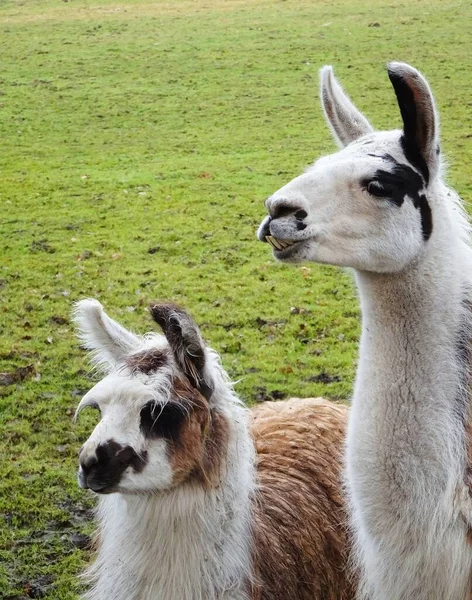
[[74, 301, 255, 600], [73, 299, 142, 370], [83, 402, 254, 600], [320, 65, 374, 147], [258, 63, 472, 599]]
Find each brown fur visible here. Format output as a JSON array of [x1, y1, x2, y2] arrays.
[[169, 378, 229, 488], [126, 348, 169, 374], [168, 388, 354, 596], [250, 397, 354, 600], [149, 303, 213, 399]]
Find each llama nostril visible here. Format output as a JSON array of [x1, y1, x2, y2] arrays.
[[272, 204, 299, 219], [271, 203, 308, 221]]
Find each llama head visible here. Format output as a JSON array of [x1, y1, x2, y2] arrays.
[[257, 62, 442, 273], [73, 299, 229, 495]]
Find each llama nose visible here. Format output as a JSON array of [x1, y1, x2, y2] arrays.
[[78, 439, 141, 493], [79, 452, 100, 491], [78, 451, 100, 490], [258, 206, 308, 242]]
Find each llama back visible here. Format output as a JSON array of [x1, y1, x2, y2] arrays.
[[250, 397, 354, 600]]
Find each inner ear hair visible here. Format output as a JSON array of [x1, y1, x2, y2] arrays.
[[320, 65, 374, 147], [73, 298, 141, 370], [149, 303, 213, 400]]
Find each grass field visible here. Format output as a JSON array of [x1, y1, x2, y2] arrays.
[[1, 0, 471, 597]]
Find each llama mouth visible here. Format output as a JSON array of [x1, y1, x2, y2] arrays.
[[266, 236, 307, 258], [88, 482, 114, 494], [265, 235, 296, 251], [79, 471, 114, 494]]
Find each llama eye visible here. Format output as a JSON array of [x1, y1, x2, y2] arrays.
[[366, 180, 390, 198], [140, 402, 187, 440]]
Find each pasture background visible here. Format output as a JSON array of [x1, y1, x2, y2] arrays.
[[1, 0, 471, 597]]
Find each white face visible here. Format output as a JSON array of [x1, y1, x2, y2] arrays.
[[78, 370, 173, 494], [257, 63, 440, 274], [74, 300, 217, 496]]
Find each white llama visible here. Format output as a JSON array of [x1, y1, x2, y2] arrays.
[[73, 299, 354, 600], [257, 62, 472, 599]]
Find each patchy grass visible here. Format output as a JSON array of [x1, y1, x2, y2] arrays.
[[1, 0, 471, 596]]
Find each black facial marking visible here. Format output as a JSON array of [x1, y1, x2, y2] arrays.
[[363, 165, 422, 206], [140, 401, 187, 440], [362, 164, 433, 240], [417, 193, 433, 241], [130, 450, 148, 473], [82, 439, 147, 492], [387, 70, 430, 184]]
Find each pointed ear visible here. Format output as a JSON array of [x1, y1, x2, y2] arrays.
[[320, 66, 374, 147], [387, 62, 439, 183], [73, 299, 141, 370], [149, 303, 213, 400]]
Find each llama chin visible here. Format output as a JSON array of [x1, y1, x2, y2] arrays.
[[73, 299, 354, 600]]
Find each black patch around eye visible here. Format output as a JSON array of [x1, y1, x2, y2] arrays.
[[362, 163, 432, 241], [140, 401, 187, 440]]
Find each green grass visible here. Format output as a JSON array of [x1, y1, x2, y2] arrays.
[[1, 0, 471, 596]]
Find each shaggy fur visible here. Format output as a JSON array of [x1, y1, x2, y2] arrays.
[[73, 300, 353, 600], [257, 62, 472, 599], [251, 398, 352, 600]]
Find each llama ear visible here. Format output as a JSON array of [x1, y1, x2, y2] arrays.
[[149, 303, 213, 400], [387, 62, 439, 183], [320, 66, 374, 147], [73, 299, 141, 370]]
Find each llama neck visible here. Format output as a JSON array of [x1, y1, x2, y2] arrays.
[[353, 248, 471, 479], [353, 265, 470, 481], [85, 403, 255, 600], [348, 188, 472, 600]]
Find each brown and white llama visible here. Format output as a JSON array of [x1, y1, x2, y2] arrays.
[[73, 299, 353, 600], [258, 62, 472, 599]]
